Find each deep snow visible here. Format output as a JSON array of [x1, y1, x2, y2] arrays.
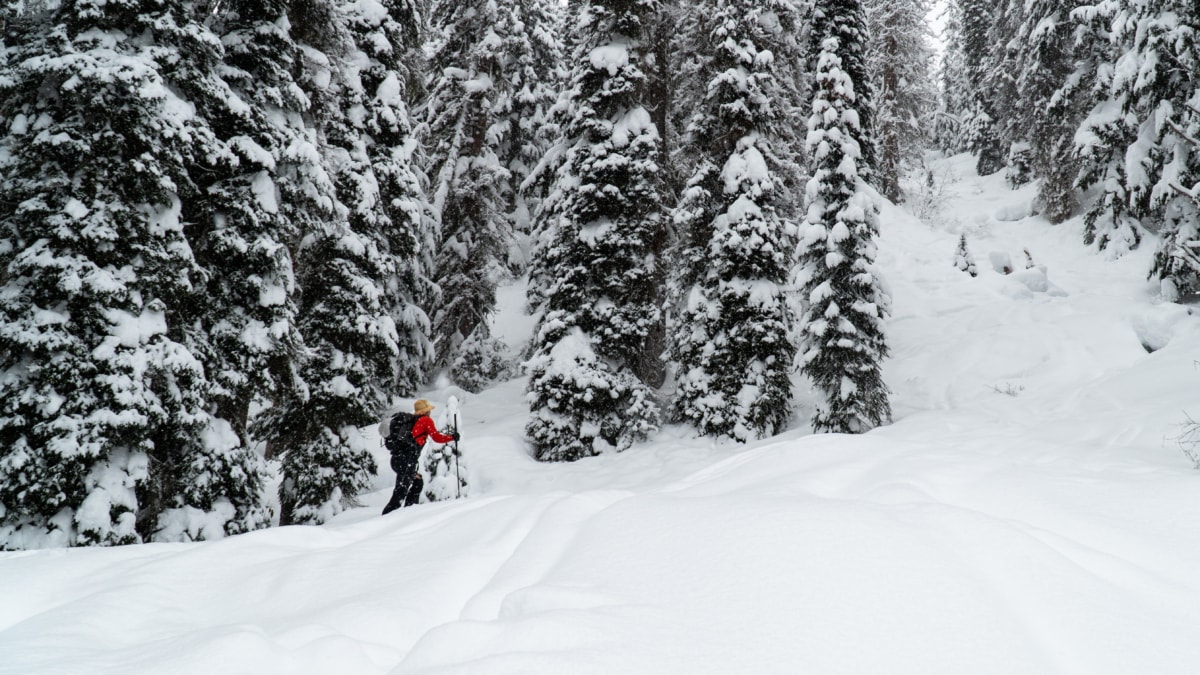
[[3, 154, 1200, 674]]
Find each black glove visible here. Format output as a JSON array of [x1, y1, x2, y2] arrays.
[[451, 431, 461, 442]]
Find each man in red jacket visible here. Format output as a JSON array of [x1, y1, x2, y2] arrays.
[[381, 399, 459, 514]]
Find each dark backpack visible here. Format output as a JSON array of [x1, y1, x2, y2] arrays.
[[384, 412, 420, 458]]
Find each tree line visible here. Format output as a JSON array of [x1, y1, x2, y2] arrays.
[[938, 0, 1200, 293], [6, 0, 1193, 550], [0, 0, 907, 550]]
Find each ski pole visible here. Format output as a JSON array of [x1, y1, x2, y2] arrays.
[[453, 412, 462, 499]]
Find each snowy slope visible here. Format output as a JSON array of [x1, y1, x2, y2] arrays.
[[3, 155, 1200, 674]]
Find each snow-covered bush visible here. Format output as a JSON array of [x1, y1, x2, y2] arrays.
[[905, 159, 959, 221], [1005, 142, 1034, 189], [527, 327, 660, 461], [422, 442, 468, 502], [988, 251, 1014, 275]]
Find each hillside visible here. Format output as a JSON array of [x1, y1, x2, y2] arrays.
[[3, 155, 1199, 674]]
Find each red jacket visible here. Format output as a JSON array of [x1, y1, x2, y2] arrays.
[[412, 415, 454, 447]]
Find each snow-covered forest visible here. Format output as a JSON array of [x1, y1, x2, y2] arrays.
[[2, 0, 1200, 670]]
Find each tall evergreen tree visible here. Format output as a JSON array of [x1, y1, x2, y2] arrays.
[[422, 0, 517, 379], [981, 0, 1022, 149], [254, 0, 389, 526], [933, 1, 969, 154], [797, 31, 892, 435], [1152, 100, 1200, 299], [1073, 0, 1150, 256], [191, 0, 304, 448], [525, 0, 667, 461], [341, 0, 434, 395], [810, 0, 877, 184], [865, 0, 936, 202], [0, 0, 270, 548], [668, 0, 804, 441], [500, 0, 567, 238], [646, 0, 686, 196], [1135, 0, 1200, 297], [1010, 0, 1083, 222], [957, 0, 1005, 176]]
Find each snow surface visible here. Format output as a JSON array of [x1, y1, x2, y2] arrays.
[[4, 154, 1200, 673]]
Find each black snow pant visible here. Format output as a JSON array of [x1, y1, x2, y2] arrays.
[[382, 451, 423, 515]]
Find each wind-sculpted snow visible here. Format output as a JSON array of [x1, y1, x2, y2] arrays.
[[4, 428, 1196, 674], [3, 154, 1200, 673]]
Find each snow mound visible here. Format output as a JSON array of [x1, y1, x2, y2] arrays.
[[1131, 303, 1195, 353]]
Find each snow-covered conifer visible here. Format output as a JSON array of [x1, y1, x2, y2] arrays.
[[668, 0, 804, 441], [797, 35, 892, 435], [421, 0, 517, 379], [420, 400, 468, 502], [953, 234, 978, 277], [341, 0, 435, 394], [248, 2, 387, 526], [500, 0, 566, 239], [981, 0, 1022, 150], [810, 0, 877, 184], [451, 330, 513, 392], [1072, 0, 1176, 257], [525, 0, 667, 461], [1138, 2, 1200, 297], [957, 0, 1005, 176], [1007, 0, 1080, 220], [865, 0, 936, 202], [0, 0, 270, 548], [933, 2, 969, 154], [188, 0, 305, 447]]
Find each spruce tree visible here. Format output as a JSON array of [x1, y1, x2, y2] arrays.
[[1072, 0, 1149, 256], [953, 234, 979, 277], [342, 0, 435, 395], [253, 0, 391, 526], [865, 0, 936, 202], [1136, 0, 1200, 298], [1008, 0, 1080, 220], [525, 0, 667, 461], [0, 0, 269, 548], [957, 0, 1005, 176], [933, 1, 969, 154], [810, 0, 877, 184], [500, 0, 567, 238], [668, 0, 803, 441], [981, 0, 1022, 156], [797, 32, 892, 435], [190, 0, 305, 447], [422, 0, 516, 381]]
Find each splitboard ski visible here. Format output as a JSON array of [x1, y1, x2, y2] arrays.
[[421, 395, 469, 501]]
